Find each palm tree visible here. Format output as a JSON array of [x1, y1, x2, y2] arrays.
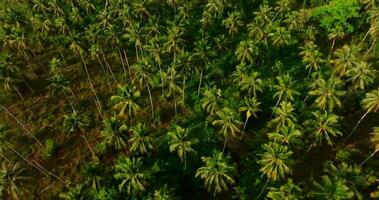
[[266, 178, 302, 200], [269, 26, 292, 47], [235, 39, 259, 64], [47, 74, 75, 112], [272, 74, 299, 108], [148, 184, 176, 200], [129, 123, 154, 155], [59, 185, 84, 200], [212, 107, 243, 153], [270, 102, 297, 130], [114, 156, 146, 195], [309, 175, 354, 200], [161, 67, 183, 120], [359, 127, 379, 166], [253, 4, 273, 24], [0, 161, 30, 200], [111, 85, 141, 118], [222, 11, 244, 37], [100, 116, 128, 151], [164, 24, 184, 62], [268, 124, 302, 148], [133, 58, 154, 118], [328, 28, 346, 58], [124, 22, 144, 60], [63, 111, 96, 158], [167, 125, 197, 169], [330, 45, 358, 77], [239, 97, 261, 138], [257, 142, 293, 199], [347, 88, 379, 139], [202, 86, 222, 116], [195, 151, 235, 196], [346, 61, 375, 90], [306, 111, 342, 146], [239, 71, 263, 97], [308, 77, 346, 111], [299, 41, 325, 76]]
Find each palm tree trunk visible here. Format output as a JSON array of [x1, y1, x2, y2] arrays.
[[100, 48, 117, 83], [96, 55, 112, 92], [135, 45, 139, 61], [62, 89, 75, 112], [257, 179, 270, 199], [365, 38, 377, 56], [58, 46, 67, 64], [117, 48, 127, 77], [158, 63, 164, 96], [359, 149, 379, 167], [346, 110, 370, 141], [7, 145, 67, 185], [13, 87, 36, 118], [197, 67, 204, 96], [328, 37, 336, 59], [182, 76, 185, 105], [123, 49, 133, 82], [81, 135, 96, 159], [0, 104, 42, 145], [146, 82, 154, 118], [79, 53, 104, 120], [222, 138, 227, 154], [240, 117, 249, 140], [174, 95, 178, 121]]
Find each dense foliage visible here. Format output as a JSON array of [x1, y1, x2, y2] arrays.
[[0, 0, 378, 199]]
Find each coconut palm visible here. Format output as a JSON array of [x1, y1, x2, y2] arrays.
[[272, 74, 299, 108], [253, 4, 273, 24], [359, 127, 379, 166], [129, 123, 154, 155], [195, 151, 235, 196], [222, 11, 244, 37], [347, 88, 379, 139], [306, 111, 342, 146], [148, 184, 176, 200], [161, 67, 183, 120], [308, 77, 346, 111], [309, 175, 354, 200], [100, 116, 128, 151], [0, 161, 30, 200], [270, 101, 297, 130], [202, 86, 222, 116], [114, 156, 146, 195], [257, 142, 293, 199], [239, 71, 263, 97], [235, 39, 259, 64], [268, 124, 302, 148], [111, 85, 141, 118], [239, 97, 261, 138], [167, 125, 197, 169], [164, 24, 184, 62], [328, 28, 346, 58], [59, 185, 84, 200], [346, 61, 375, 90], [269, 26, 292, 47], [47, 74, 75, 111], [212, 107, 243, 153], [266, 178, 302, 200], [133, 58, 154, 118], [299, 41, 325, 76], [330, 45, 358, 77]]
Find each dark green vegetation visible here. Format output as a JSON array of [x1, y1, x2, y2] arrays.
[[0, 0, 378, 199]]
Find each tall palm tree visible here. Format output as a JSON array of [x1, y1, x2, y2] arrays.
[[359, 127, 379, 166], [268, 124, 302, 148], [328, 28, 346, 58], [114, 156, 146, 195], [161, 67, 183, 120], [202, 86, 222, 116], [306, 111, 342, 146], [257, 142, 293, 199], [195, 151, 235, 196], [272, 74, 299, 108], [129, 123, 154, 155], [239, 97, 261, 138], [266, 178, 302, 200], [346, 61, 375, 90], [269, 26, 292, 48], [148, 184, 176, 200], [212, 107, 242, 153], [330, 45, 358, 77], [308, 77, 346, 111], [299, 41, 325, 76], [167, 125, 197, 169], [0, 161, 30, 200], [239, 71, 263, 97], [100, 116, 128, 151], [164, 24, 184, 62], [47, 74, 75, 112], [235, 39, 259, 64], [133, 58, 154, 118], [270, 101, 297, 131], [222, 11, 244, 37], [347, 88, 379, 139], [111, 85, 141, 118], [309, 175, 354, 200]]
